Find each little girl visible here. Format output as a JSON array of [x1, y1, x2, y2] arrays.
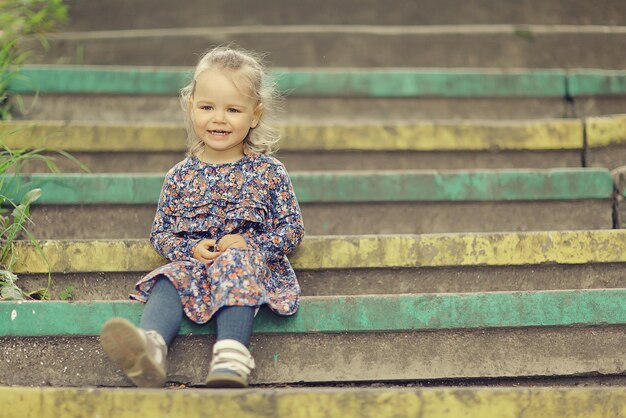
[[99, 46, 304, 388]]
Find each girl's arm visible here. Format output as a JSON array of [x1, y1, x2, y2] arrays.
[[150, 173, 201, 261], [248, 163, 304, 260]]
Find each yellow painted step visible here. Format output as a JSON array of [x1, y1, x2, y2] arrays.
[[2, 386, 626, 418]]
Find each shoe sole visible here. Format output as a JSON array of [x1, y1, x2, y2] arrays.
[[205, 371, 248, 388], [100, 318, 166, 388]]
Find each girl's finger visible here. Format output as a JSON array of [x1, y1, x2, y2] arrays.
[[201, 239, 216, 249], [217, 238, 232, 252], [203, 251, 220, 261]]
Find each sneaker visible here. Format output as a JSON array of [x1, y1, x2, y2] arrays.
[[205, 339, 255, 388], [100, 317, 168, 388]]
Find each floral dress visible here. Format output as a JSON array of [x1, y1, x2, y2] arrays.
[[131, 154, 304, 324]]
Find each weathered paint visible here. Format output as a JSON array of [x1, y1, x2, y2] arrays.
[[2, 118, 584, 151], [12, 230, 626, 273], [2, 169, 613, 205], [586, 114, 626, 147], [2, 121, 186, 151], [2, 288, 626, 336], [10, 66, 567, 97], [2, 387, 626, 418], [568, 69, 626, 96], [11, 66, 626, 97], [271, 69, 567, 98]]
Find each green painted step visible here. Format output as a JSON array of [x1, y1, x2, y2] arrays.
[[5, 386, 626, 418], [10, 67, 625, 99], [2, 289, 626, 337], [569, 70, 626, 96], [2, 169, 614, 205], [10, 66, 571, 97], [3, 289, 626, 386]]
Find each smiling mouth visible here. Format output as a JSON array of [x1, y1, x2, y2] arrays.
[[209, 130, 230, 136]]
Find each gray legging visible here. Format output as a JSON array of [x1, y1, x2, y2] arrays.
[[139, 277, 255, 347]]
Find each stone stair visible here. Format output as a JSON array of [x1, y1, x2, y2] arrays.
[[2, 0, 626, 415], [4, 230, 626, 387]]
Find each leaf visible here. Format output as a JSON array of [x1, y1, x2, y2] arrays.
[[0, 269, 18, 285], [11, 203, 28, 225], [1, 285, 25, 300], [21, 188, 41, 206], [0, 269, 25, 300]]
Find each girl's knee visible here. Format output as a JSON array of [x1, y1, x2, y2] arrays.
[[210, 249, 268, 280]]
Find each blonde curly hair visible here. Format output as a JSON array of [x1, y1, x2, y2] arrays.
[[180, 46, 281, 157]]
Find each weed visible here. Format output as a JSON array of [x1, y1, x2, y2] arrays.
[[0, 129, 90, 299], [0, 139, 52, 299], [513, 29, 534, 41], [0, 0, 72, 299], [59, 285, 75, 301], [0, 0, 68, 119]]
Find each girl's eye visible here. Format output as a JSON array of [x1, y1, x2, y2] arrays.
[[200, 105, 213, 111], [228, 108, 241, 113]]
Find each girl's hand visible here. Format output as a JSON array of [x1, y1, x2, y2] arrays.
[[217, 234, 248, 251], [192, 239, 219, 262]]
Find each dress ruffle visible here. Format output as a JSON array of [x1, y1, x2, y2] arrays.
[[131, 154, 304, 324]]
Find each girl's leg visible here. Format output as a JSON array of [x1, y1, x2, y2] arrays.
[[140, 277, 183, 346], [215, 305, 255, 346], [100, 276, 183, 388], [206, 305, 257, 388]]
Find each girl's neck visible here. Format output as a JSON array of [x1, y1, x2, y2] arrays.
[[199, 147, 246, 165]]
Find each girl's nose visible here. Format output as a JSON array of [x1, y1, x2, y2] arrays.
[[212, 109, 227, 122]]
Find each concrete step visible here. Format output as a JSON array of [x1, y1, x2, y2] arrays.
[[4, 386, 626, 418], [4, 118, 586, 172], [2, 289, 626, 386], [615, 169, 626, 229], [10, 67, 625, 121], [13, 230, 626, 299], [11, 66, 572, 97], [14, 93, 577, 122], [586, 114, 626, 170], [4, 169, 614, 238], [570, 70, 626, 118], [22, 25, 626, 69], [11, 385, 626, 417], [62, 0, 626, 30]]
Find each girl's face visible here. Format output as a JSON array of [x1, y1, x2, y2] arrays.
[[190, 69, 263, 163]]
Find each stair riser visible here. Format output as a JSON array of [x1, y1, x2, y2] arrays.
[[18, 263, 626, 300], [587, 146, 626, 170], [12, 95, 574, 122], [21, 150, 583, 173], [26, 201, 612, 239], [25, 32, 626, 69], [62, 0, 626, 29], [2, 327, 625, 386]]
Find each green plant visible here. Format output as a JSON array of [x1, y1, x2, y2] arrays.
[[513, 29, 534, 41], [0, 128, 88, 300], [0, 0, 68, 119], [0, 0, 74, 299], [59, 285, 74, 301], [0, 142, 50, 300]]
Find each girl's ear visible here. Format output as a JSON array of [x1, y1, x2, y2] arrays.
[[251, 103, 264, 128]]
